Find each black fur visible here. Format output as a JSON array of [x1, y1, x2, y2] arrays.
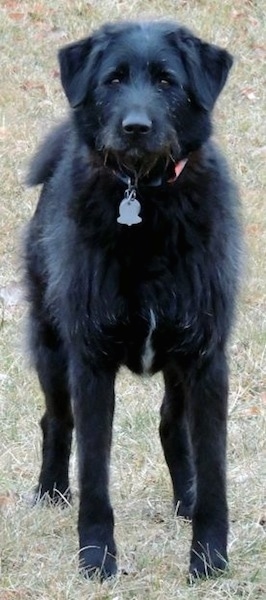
[[24, 20, 241, 580]]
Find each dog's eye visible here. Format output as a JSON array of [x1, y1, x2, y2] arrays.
[[157, 75, 173, 88], [160, 79, 170, 86], [110, 77, 122, 85], [105, 71, 125, 86]]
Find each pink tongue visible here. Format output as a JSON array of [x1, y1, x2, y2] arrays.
[[167, 158, 188, 183], [174, 158, 188, 178]]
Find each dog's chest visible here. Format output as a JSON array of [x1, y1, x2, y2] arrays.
[[122, 299, 185, 375], [118, 291, 180, 374], [141, 308, 157, 373], [87, 242, 210, 373]]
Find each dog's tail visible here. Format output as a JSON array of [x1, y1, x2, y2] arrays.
[[26, 119, 71, 186]]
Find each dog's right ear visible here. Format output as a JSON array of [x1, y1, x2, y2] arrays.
[[58, 37, 94, 108]]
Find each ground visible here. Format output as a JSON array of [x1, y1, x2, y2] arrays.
[[0, 1, 265, 598]]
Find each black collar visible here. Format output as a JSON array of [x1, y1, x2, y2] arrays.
[[112, 158, 188, 188]]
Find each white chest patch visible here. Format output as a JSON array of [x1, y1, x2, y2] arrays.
[[141, 309, 156, 373]]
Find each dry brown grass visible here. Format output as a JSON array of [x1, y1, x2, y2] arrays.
[[0, 1, 265, 598]]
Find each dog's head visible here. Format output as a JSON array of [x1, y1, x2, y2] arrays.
[[58, 21, 233, 179]]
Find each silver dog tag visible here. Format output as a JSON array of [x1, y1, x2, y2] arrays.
[[117, 187, 142, 226]]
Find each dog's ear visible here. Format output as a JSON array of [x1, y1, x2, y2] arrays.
[[58, 37, 94, 108], [180, 35, 233, 111]]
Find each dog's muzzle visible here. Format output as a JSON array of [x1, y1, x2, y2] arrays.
[[122, 111, 152, 136]]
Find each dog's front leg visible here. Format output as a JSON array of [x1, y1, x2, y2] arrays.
[[188, 348, 229, 579], [69, 356, 117, 579]]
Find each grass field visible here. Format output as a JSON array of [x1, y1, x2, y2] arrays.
[[0, 0, 265, 598]]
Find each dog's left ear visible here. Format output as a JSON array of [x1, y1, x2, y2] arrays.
[[58, 37, 94, 108], [180, 35, 233, 111]]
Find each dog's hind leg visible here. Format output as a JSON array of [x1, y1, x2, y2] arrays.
[[159, 366, 196, 520], [188, 348, 229, 579], [68, 356, 117, 579], [30, 312, 73, 504]]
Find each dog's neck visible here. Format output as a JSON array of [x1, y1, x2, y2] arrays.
[[112, 158, 188, 188], [114, 158, 189, 226]]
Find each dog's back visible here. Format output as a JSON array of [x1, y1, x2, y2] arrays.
[[27, 120, 71, 186]]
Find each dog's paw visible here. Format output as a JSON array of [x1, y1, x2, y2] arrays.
[[188, 543, 228, 581], [79, 544, 117, 580], [174, 500, 194, 521], [32, 484, 72, 507]]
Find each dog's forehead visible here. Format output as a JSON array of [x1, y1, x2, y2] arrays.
[[115, 22, 174, 52], [97, 22, 186, 74]]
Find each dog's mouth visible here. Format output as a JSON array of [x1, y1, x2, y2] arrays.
[[96, 124, 181, 182], [103, 147, 176, 183], [115, 149, 161, 178]]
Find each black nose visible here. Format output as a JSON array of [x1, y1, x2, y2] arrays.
[[122, 113, 152, 135]]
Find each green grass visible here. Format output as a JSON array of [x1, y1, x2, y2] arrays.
[[0, 1, 265, 598]]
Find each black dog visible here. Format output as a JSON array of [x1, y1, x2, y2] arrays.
[[24, 20, 241, 580]]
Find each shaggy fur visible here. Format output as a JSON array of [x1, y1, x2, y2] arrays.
[[24, 20, 241, 580]]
